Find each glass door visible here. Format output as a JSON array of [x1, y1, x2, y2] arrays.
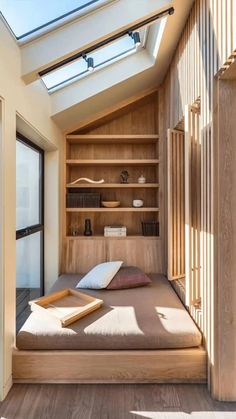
[[16, 133, 44, 332]]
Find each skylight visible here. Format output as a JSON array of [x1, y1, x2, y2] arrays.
[[0, 0, 110, 40], [41, 30, 146, 93]]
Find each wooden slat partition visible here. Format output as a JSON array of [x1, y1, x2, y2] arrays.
[[167, 129, 185, 281], [160, 0, 236, 399]]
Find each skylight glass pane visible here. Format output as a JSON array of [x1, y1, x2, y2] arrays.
[[90, 35, 134, 65], [42, 59, 87, 91], [42, 33, 144, 92], [0, 0, 105, 39]]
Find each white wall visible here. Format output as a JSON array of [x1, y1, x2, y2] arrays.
[[0, 18, 62, 400]]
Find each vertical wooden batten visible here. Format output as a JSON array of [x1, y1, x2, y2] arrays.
[[185, 104, 202, 327], [167, 129, 185, 281]]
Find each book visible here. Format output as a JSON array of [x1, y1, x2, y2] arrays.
[[104, 226, 127, 237], [104, 231, 127, 237]]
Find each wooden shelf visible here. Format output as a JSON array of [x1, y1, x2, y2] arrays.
[[66, 159, 159, 166], [66, 134, 159, 144], [65, 235, 160, 240], [66, 207, 159, 213], [66, 183, 159, 189]]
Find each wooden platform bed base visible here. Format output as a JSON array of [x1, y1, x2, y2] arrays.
[[13, 346, 207, 384]]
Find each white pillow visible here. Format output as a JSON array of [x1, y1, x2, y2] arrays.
[[76, 261, 123, 289]]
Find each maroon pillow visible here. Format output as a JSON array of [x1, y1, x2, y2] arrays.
[[106, 266, 151, 290]]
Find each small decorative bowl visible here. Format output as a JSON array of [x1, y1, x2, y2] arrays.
[[102, 201, 121, 208]]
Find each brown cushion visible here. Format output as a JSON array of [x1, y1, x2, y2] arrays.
[[106, 266, 151, 289]]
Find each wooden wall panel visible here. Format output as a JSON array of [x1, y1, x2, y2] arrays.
[[162, 0, 236, 400], [79, 93, 158, 135], [212, 78, 236, 401], [62, 237, 163, 274], [167, 129, 185, 281], [62, 238, 106, 274], [107, 238, 163, 273]]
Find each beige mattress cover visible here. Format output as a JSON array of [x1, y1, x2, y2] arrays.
[[16, 274, 202, 350]]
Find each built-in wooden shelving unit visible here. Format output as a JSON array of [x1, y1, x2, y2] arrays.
[[61, 90, 164, 274], [65, 133, 160, 238]]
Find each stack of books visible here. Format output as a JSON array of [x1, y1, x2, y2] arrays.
[[104, 225, 127, 237]]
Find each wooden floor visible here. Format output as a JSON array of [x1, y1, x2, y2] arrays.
[[1, 384, 236, 418]]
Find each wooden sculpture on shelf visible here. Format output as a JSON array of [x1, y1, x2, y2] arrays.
[[69, 177, 105, 185]]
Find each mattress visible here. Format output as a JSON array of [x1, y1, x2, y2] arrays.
[[16, 274, 202, 350]]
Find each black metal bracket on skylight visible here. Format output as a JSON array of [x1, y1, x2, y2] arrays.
[[129, 32, 141, 47], [83, 55, 95, 72], [39, 7, 174, 78]]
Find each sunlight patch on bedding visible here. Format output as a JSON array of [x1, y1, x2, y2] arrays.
[[84, 306, 144, 336], [155, 306, 193, 333]]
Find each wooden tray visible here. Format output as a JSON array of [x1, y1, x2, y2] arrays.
[[29, 289, 103, 327]]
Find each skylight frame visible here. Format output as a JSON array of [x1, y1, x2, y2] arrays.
[[0, 0, 113, 43], [40, 30, 147, 93]]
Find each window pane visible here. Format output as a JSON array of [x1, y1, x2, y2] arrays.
[[16, 140, 41, 230], [16, 232, 42, 331], [16, 232, 41, 289], [0, 0, 106, 39]]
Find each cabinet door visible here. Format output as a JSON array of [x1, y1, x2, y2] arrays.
[[167, 129, 185, 281]]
